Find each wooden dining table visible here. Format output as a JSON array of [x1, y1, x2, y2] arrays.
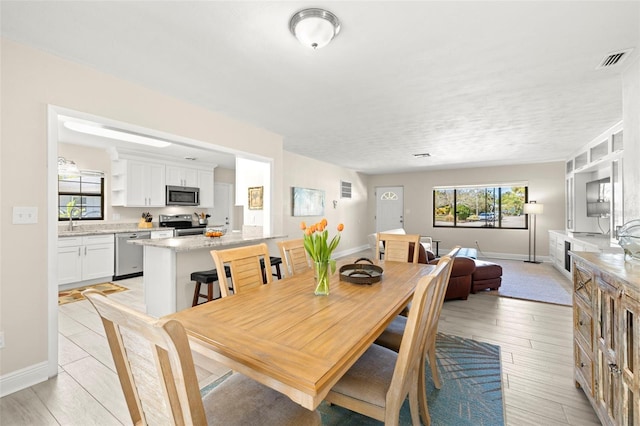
[[165, 257, 434, 410]]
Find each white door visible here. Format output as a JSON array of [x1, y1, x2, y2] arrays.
[[376, 186, 404, 231], [212, 182, 233, 229]]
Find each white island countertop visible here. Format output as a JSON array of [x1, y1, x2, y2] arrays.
[[129, 232, 284, 252], [135, 231, 286, 316]]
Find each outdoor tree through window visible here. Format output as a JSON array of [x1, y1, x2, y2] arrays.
[[433, 184, 528, 229]]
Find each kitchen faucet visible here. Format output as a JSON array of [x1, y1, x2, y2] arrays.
[[68, 207, 80, 231]]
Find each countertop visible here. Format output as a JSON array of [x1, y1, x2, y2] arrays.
[[58, 223, 173, 237], [129, 232, 285, 252], [549, 229, 622, 252]]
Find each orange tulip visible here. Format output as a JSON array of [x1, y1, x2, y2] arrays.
[[309, 224, 317, 233], [337, 223, 344, 232], [317, 222, 325, 232], [305, 227, 313, 236], [300, 221, 307, 230], [321, 218, 328, 227]]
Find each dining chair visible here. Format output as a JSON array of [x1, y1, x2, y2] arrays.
[[376, 232, 421, 263], [82, 289, 321, 425], [324, 257, 452, 426], [211, 243, 272, 298], [277, 238, 311, 277], [375, 246, 460, 391]]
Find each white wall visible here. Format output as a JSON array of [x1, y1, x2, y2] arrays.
[[366, 162, 566, 258], [0, 39, 283, 384], [281, 152, 370, 258]]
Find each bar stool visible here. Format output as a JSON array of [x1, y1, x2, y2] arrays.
[[260, 256, 283, 283], [191, 266, 231, 307]]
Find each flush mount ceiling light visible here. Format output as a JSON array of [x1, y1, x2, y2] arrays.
[[413, 153, 431, 158], [289, 8, 340, 49], [63, 121, 172, 148]]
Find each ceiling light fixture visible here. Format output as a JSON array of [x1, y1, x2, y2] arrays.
[[63, 121, 172, 148], [289, 8, 340, 49], [413, 153, 431, 158]]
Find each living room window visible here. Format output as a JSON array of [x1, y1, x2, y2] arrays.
[[58, 173, 105, 221], [433, 184, 528, 229]]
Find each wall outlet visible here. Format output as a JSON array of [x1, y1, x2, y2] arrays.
[[0, 331, 5, 349]]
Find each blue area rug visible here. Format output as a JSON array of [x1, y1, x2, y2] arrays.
[[201, 333, 503, 425]]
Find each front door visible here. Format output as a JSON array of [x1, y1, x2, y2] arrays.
[[375, 186, 404, 231]]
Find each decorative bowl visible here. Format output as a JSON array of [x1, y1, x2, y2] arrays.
[[617, 220, 640, 264], [205, 227, 227, 238]]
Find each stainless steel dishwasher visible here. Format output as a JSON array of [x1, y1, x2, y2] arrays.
[[114, 231, 150, 279]]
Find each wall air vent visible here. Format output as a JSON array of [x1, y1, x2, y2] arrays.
[[596, 48, 633, 69], [340, 180, 352, 199]]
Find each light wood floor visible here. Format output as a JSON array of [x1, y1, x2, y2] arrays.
[[0, 268, 601, 425]]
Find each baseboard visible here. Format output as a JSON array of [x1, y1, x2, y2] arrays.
[[0, 361, 49, 397]]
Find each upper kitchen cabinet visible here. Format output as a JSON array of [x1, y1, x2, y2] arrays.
[[111, 159, 166, 207], [166, 164, 214, 207], [166, 165, 198, 187], [198, 169, 214, 208]]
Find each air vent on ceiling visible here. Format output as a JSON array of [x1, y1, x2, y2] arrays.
[[596, 48, 633, 69]]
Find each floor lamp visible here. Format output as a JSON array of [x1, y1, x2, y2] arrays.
[[524, 201, 544, 264]]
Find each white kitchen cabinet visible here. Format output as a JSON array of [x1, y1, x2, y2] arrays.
[[58, 235, 114, 286], [166, 165, 198, 187], [198, 169, 214, 208], [111, 159, 166, 207]]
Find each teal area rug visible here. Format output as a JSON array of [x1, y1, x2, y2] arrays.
[[201, 333, 504, 425]]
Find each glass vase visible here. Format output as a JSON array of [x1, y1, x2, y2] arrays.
[[314, 260, 331, 296]]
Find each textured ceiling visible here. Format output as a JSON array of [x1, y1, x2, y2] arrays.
[[2, 1, 638, 174]]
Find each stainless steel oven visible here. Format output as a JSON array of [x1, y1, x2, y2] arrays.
[[166, 185, 200, 206], [159, 214, 205, 236]]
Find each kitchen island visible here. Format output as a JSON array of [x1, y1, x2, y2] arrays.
[[130, 232, 284, 317]]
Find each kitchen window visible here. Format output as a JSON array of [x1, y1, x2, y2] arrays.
[[433, 184, 528, 229], [58, 174, 104, 221]]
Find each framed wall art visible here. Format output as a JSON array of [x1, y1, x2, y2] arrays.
[[292, 187, 325, 216], [248, 186, 263, 210]]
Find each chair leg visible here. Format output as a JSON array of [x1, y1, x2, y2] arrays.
[[418, 353, 432, 425], [207, 281, 213, 302], [192, 282, 202, 307], [274, 264, 282, 279], [427, 344, 442, 389]]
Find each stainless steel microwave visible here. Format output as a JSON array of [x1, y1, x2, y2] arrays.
[[166, 185, 200, 206]]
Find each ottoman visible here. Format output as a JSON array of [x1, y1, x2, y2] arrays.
[[471, 259, 502, 293]]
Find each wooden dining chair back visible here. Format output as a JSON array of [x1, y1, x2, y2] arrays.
[[83, 289, 321, 425], [83, 288, 211, 424], [325, 258, 452, 425], [421, 246, 459, 389], [376, 232, 421, 263], [277, 238, 311, 277], [211, 243, 272, 298], [375, 248, 459, 391]]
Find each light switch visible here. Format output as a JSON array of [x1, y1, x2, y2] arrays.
[[13, 206, 38, 224]]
